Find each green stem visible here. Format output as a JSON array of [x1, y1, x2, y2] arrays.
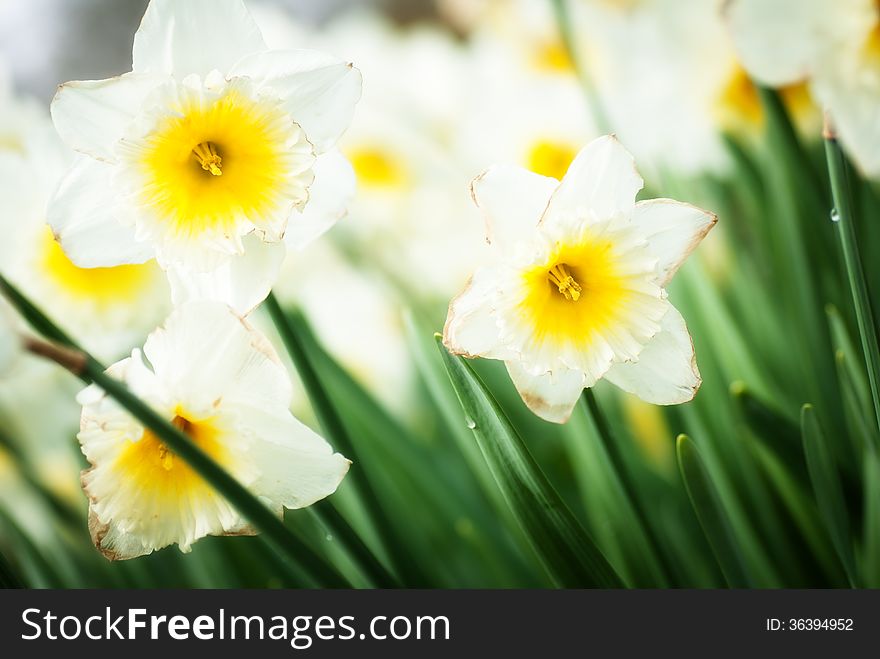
[[308, 502, 399, 588], [551, 0, 612, 134], [264, 293, 420, 585], [580, 390, 677, 586], [0, 274, 351, 588], [824, 132, 880, 445]]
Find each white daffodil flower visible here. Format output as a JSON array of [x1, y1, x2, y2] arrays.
[[48, 0, 362, 314], [443, 136, 716, 423], [78, 301, 350, 560], [0, 76, 170, 361], [565, 0, 817, 176], [725, 0, 880, 175]]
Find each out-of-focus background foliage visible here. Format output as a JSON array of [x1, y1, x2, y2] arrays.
[[1, 0, 878, 588]]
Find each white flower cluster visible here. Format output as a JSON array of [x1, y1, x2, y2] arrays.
[[19, 0, 860, 557], [3, 0, 358, 559]]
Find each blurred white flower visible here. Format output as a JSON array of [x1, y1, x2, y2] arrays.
[[48, 0, 361, 314], [568, 0, 817, 176], [726, 0, 880, 176], [458, 4, 596, 191], [0, 73, 170, 362], [270, 240, 413, 413], [78, 301, 350, 560], [252, 6, 486, 298], [444, 136, 715, 423]]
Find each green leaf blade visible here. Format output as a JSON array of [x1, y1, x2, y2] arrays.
[[435, 338, 623, 588], [676, 434, 752, 588], [801, 404, 858, 586]]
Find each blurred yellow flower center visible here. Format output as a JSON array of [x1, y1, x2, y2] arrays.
[[138, 88, 294, 237], [521, 238, 627, 347], [778, 81, 814, 121], [527, 140, 577, 180], [532, 40, 574, 72], [0, 134, 24, 153], [862, 9, 880, 62], [39, 227, 158, 305], [116, 412, 227, 502], [348, 146, 406, 188], [716, 64, 762, 129]]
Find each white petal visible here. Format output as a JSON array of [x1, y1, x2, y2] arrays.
[[814, 72, 880, 178], [50, 73, 164, 161], [443, 266, 514, 360], [143, 301, 291, 410], [470, 164, 557, 253], [604, 304, 701, 405], [47, 156, 155, 267], [245, 407, 350, 509], [285, 149, 354, 251], [542, 135, 643, 229], [629, 199, 717, 286], [230, 49, 362, 153], [724, 0, 864, 87], [132, 0, 266, 77], [166, 236, 285, 315], [506, 361, 585, 424]]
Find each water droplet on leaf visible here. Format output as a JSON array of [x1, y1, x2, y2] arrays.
[[830, 209, 840, 223], [465, 417, 476, 430]]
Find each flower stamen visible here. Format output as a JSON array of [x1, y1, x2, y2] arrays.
[[192, 141, 223, 176], [156, 415, 196, 471], [547, 263, 582, 301]]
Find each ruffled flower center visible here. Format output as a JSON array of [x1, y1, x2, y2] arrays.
[[115, 410, 227, 502], [511, 223, 666, 368], [119, 77, 315, 258]]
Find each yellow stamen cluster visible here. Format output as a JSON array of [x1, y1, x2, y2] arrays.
[[192, 141, 223, 176], [155, 416, 196, 471], [547, 263, 582, 301]]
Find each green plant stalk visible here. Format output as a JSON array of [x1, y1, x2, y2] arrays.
[[437, 338, 623, 588], [579, 391, 677, 586], [759, 88, 841, 427], [0, 508, 68, 587], [863, 446, 880, 587], [0, 274, 350, 588], [264, 293, 417, 586], [800, 404, 858, 587], [749, 440, 845, 585], [307, 501, 399, 588], [824, 132, 880, 445], [676, 435, 752, 588]]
